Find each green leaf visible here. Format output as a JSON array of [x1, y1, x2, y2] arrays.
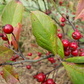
[[3, 65, 19, 84], [0, 5, 5, 15], [66, 56, 84, 63], [2, 0, 23, 27], [57, 37, 64, 58], [0, 46, 13, 64], [62, 62, 84, 84], [1, 0, 23, 40], [31, 11, 57, 55], [67, 29, 74, 39]]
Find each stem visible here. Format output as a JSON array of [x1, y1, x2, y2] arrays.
[[0, 54, 54, 66], [12, 33, 27, 60]]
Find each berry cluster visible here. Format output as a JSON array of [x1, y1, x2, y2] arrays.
[[34, 72, 56, 84]]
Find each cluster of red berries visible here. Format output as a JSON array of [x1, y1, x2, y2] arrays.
[[48, 57, 56, 64], [34, 72, 56, 84], [10, 55, 19, 62], [45, 10, 51, 15], [0, 24, 14, 45], [60, 17, 66, 27]]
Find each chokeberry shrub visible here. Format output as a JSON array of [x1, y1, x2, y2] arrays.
[[0, 0, 84, 84]]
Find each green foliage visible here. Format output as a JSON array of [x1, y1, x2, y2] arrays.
[[1, 0, 23, 40], [31, 11, 57, 55], [0, 46, 13, 64], [62, 62, 84, 84], [66, 56, 84, 63], [57, 37, 64, 58], [3, 65, 19, 84]]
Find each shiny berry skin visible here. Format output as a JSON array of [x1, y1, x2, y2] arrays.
[[57, 33, 62, 39], [2, 33, 8, 41], [79, 52, 84, 56], [26, 65, 31, 69], [28, 53, 32, 56], [62, 39, 69, 48], [64, 49, 70, 56], [61, 23, 65, 27], [61, 17, 66, 22], [72, 31, 81, 40], [3, 24, 13, 34], [46, 79, 54, 84], [69, 42, 77, 50], [36, 73, 46, 82], [71, 49, 79, 56]]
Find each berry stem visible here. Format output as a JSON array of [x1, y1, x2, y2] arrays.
[[12, 33, 27, 60]]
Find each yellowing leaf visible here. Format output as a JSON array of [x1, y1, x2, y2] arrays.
[[3, 65, 19, 84], [0, 46, 13, 64]]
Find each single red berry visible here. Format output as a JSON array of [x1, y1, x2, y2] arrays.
[[1, 71, 3, 75], [61, 17, 66, 22], [54, 64, 57, 66], [61, 23, 65, 27], [2, 33, 8, 41], [33, 75, 36, 79], [28, 53, 32, 56], [36, 73, 46, 82], [79, 52, 84, 56], [62, 39, 69, 48], [45, 10, 48, 15], [57, 29, 60, 32], [57, 33, 62, 39], [59, 1, 63, 6], [46, 79, 54, 84], [0, 33, 3, 37], [76, 25, 78, 28], [69, 42, 77, 50], [79, 48, 83, 52], [71, 49, 79, 56], [3, 24, 13, 34], [72, 31, 81, 40], [64, 49, 70, 56], [38, 52, 42, 57], [26, 65, 31, 69]]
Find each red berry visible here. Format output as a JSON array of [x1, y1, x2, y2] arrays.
[[76, 25, 78, 28], [61, 17, 66, 22], [26, 65, 31, 69], [79, 48, 83, 52], [38, 52, 42, 57], [57, 33, 62, 39], [36, 73, 46, 82], [46, 79, 54, 84], [2, 33, 8, 41], [0, 33, 3, 37], [71, 49, 79, 56], [57, 29, 60, 32], [45, 10, 48, 15], [3, 24, 13, 34], [72, 31, 81, 40], [64, 49, 70, 56], [62, 39, 69, 48], [1, 71, 3, 75], [61, 23, 65, 27], [59, 1, 63, 6], [28, 53, 32, 56], [69, 42, 77, 50], [79, 52, 84, 56]]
